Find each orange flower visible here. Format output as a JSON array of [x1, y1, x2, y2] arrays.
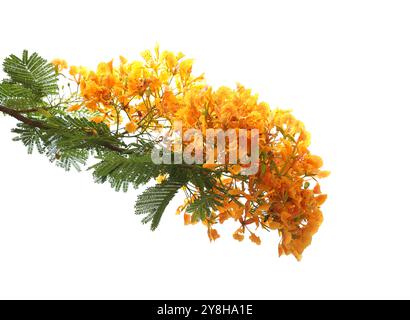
[[249, 233, 261, 245], [208, 228, 220, 241], [67, 104, 81, 112], [313, 183, 321, 194], [202, 163, 221, 170], [56, 46, 328, 260], [233, 228, 244, 242], [125, 122, 137, 133], [90, 116, 104, 123], [229, 165, 242, 175], [184, 213, 191, 225], [315, 194, 328, 206]]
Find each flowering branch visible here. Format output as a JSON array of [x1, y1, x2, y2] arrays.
[[0, 104, 48, 128], [0, 47, 329, 260]]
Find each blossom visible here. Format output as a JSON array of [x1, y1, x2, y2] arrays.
[[208, 228, 220, 241], [60, 46, 328, 260], [233, 228, 245, 242], [67, 104, 81, 112], [249, 233, 261, 245], [184, 213, 191, 225], [90, 115, 104, 123], [51, 58, 68, 72], [125, 121, 137, 133]]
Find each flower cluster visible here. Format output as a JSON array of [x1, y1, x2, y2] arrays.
[[52, 46, 328, 260]]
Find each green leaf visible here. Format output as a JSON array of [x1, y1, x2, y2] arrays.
[[90, 152, 162, 192], [135, 177, 187, 230], [12, 124, 45, 154], [0, 82, 38, 108], [2, 50, 58, 99], [186, 192, 223, 221]]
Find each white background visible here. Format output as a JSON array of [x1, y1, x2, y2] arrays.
[[1, 0, 409, 299]]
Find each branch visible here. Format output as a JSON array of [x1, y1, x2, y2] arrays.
[[0, 104, 48, 128], [0, 104, 128, 153], [99, 141, 129, 153], [18, 107, 43, 113]]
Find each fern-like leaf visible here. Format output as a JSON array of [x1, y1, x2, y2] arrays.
[[135, 177, 188, 231], [90, 152, 162, 192], [186, 192, 224, 221], [0, 82, 38, 108], [2, 50, 58, 99]]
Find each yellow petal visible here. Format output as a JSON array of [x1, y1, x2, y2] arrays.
[[125, 121, 137, 133]]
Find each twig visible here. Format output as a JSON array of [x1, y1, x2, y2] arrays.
[[0, 104, 129, 153], [0, 104, 48, 129]]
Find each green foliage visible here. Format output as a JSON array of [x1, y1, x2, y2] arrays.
[[90, 152, 162, 192], [186, 192, 224, 222], [45, 115, 123, 151], [135, 175, 188, 230], [0, 82, 38, 108], [12, 115, 123, 171], [0, 51, 92, 171], [1, 50, 239, 231], [12, 123, 88, 171], [2, 50, 58, 101], [91, 151, 230, 228], [11, 124, 43, 154]]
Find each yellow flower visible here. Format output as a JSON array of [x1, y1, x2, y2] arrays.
[[97, 60, 114, 75], [69, 65, 79, 76], [155, 174, 167, 184], [179, 59, 193, 80], [141, 49, 153, 63], [318, 170, 331, 178], [162, 51, 177, 70], [119, 55, 128, 65], [125, 121, 137, 133], [51, 58, 68, 72]]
